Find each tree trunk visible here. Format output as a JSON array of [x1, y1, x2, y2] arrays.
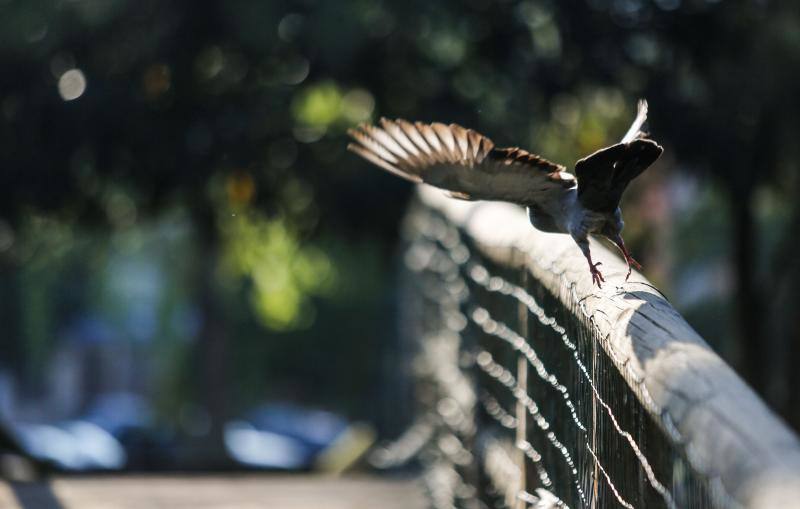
[[731, 189, 764, 393], [767, 192, 800, 431], [189, 204, 232, 468]]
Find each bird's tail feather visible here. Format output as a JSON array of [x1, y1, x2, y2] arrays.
[[620, 99, 648, 144]]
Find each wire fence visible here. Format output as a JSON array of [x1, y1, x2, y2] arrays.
[[370, 189, 800, 509]]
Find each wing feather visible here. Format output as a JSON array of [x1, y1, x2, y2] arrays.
[[575, 138, 663, 212], [348, 128, 399, 165], [432, 123, 455, 158], [466, 130, 483, 159], [348, 119, 575, 205], [347, 143, 421, 183], [379, 118, 421, 159], [396, 119, 436, 166], [575, 99, 662, 212], [416, 122, 446, 162], [450, 124, 470, 162], [363, 124, 408, 159], [397, 120, 428, 153]]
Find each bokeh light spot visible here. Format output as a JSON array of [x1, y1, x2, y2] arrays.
[[143, 64, 171, 99], [196, 46, 224, 80], [58, 69, 87, 101], [105, 190, 137, 228], [278, 13, 304, 42], [268, 138, 298, 170], [281, 55, 310, 86], [292, 125, 327, 144], [424, 30, 467, 67], [0, 220, 14, 253], [226, 171, 256, 206], [341, 89, 375, 124], [291, 82, 342, 127], [551, 94, 581, 128]]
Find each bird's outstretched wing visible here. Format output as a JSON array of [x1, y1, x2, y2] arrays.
[[575, 100, 663, 213], [347, 119, 575, 205]]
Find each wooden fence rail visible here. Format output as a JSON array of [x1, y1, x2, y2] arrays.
[[381, 186, 800, 508]]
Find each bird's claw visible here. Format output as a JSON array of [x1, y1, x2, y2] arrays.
[[590, 262, 605, 287], [624, 255, 642, 281]]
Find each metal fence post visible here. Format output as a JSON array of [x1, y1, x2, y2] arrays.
[[515, 256, 528, 509]]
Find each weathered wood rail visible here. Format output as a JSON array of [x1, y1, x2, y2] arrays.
[[394, 186, 800, 508]]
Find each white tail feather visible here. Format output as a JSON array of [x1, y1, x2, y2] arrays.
[[621, 99, 648, 144]]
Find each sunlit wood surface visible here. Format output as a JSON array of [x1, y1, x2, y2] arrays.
[[0, 474, 426, 509]]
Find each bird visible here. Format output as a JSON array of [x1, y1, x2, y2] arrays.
[[346, 100, 663, 287]]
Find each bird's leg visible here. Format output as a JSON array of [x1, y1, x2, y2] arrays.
[[611, 234, 642, 280], [575, 237, 604, 287], [587, 254, 605, 288]]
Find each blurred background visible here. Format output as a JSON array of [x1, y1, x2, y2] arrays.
[[0, 0, 799, 475]]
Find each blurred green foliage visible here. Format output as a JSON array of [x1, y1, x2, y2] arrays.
[[219, 206, 336, 331]]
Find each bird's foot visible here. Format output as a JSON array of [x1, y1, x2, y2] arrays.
[[624, 255, 642, 281], [590, 261, 605, 287], [613, 235, 642, 281]]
